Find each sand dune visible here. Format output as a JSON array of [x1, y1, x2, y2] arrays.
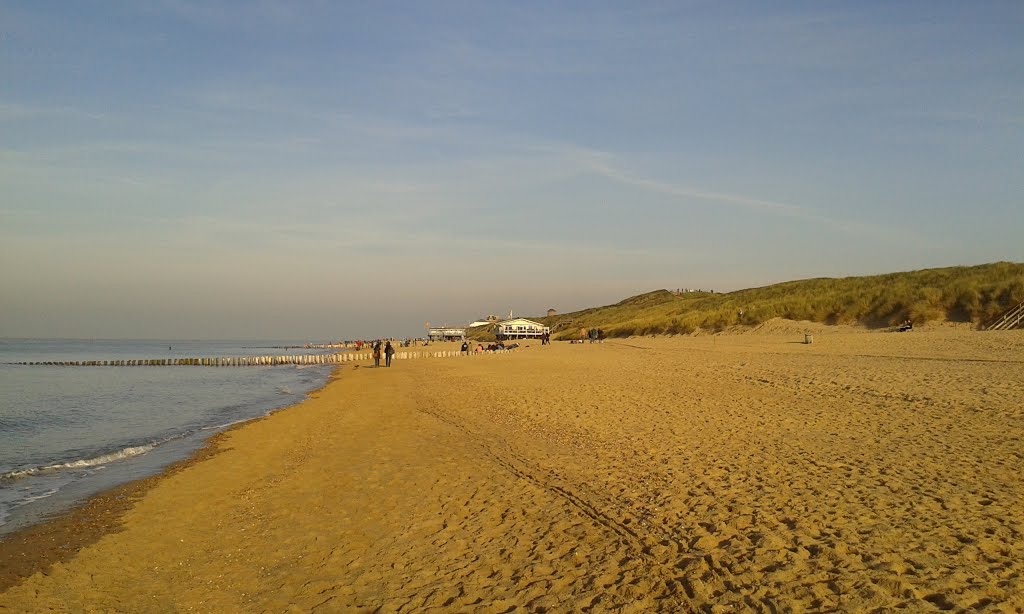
[[2, 327, 1023, 612]]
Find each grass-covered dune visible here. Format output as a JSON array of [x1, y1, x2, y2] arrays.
[[531, 262, 1024, 339]]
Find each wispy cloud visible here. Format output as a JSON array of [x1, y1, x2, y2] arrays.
[[559, 148, 933, 246], [909, 110, 1024, 128], [132, 0, 311, 31], [0, 102, 106, 122], [589, 160, 804, 215]]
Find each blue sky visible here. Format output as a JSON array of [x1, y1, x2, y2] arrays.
[[2, 1, 1022, 339]]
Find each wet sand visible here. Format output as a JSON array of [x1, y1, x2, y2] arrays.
[[2, 326, 1023, 611]]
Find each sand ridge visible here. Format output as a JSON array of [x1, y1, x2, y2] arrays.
[[1, 328, 1023, 612]]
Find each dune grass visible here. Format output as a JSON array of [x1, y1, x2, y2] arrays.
[[531, 262, 1024, 339]]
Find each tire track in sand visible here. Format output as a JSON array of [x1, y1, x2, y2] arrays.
[[414, 395, 705, 609]]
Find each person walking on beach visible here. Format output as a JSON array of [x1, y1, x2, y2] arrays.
[[385, 341, 395, 367], [461, 341, 469, 354], [372, 341, 382, 368]]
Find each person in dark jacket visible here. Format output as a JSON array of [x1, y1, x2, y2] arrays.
[[372, 341, 382, 367], [385, 341, 395, 367]]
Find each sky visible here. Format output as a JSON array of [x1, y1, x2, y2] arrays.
[[2, 1, 1022, 340]]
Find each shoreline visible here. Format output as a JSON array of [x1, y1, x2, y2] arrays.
[[0, 367, 343, 592], [2, 331, 1022, 610]]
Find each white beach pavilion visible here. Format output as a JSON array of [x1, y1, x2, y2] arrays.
[[495, 318, 550, 340], [428, 327, 466, 342]]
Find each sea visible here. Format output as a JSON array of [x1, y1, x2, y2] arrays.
[[0, 339, 337, 536]]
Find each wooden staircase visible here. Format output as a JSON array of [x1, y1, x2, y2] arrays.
[[987, 301, 1024, 331]]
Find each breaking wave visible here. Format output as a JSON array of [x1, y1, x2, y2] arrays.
[[1, 444, 156, 481]]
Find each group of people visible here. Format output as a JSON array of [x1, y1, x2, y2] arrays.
[[568, 328, 605, 344], [353, 338, 421, 351], [461, 341, 516, 354], [367, 335, 535, 366], [371, 340, 396, 367]]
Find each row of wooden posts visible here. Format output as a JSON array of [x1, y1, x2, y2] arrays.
[[12, 350, 507, 367]]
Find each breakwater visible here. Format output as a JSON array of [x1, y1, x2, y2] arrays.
[[10, 350, 507, 367]]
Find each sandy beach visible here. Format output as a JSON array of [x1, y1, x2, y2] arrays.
[[2, 325, 1023, 612]]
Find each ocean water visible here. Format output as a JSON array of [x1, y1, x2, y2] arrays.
[[0, 339, 336, 535]]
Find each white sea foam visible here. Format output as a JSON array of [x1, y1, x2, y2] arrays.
[[1, 444, 156, 480], [16, 487, 59, 505]]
